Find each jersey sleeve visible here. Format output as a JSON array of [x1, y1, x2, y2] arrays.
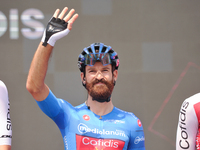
[[0, 80, 12, 146], [176, 96, 199, 150], [36, 89, 73, 129], [128, 115, 145, 150], [36, 89, 62, 119]]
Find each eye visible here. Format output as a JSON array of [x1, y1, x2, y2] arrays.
[[103, 69, 108, 72], [89, 70, 96, 73], [102, 68, 109, 72]]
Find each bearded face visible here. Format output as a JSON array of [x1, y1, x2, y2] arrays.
[[86, 78, 114, 102]]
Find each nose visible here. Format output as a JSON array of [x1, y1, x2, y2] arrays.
[[95, 71, 104, 80]]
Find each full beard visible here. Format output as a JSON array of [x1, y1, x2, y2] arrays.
[[86, 78, 114, 102]]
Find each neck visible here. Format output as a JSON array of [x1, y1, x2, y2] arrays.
[[86, 95, 114, 117]]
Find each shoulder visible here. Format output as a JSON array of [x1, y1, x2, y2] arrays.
[[0, 80, 8, 102], [0, 80, 7, 92], [178, 93, 200, 120], [181, 93, 200, 109], [58, 100, 86, 111], [113, 107, 143, 128], [114, 107, 138, 119], [185, 93, 200, 103], [75, 103, 85, 108], [75, 103, 87, 111]]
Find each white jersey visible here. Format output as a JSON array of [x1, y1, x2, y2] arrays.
[[176, 93, 200, 150], [0, 80, 12, 146]]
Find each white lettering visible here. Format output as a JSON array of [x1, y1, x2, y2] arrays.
[[78, 123, 126, 137], [0, 11, 7, 37], [21, 8, 44, 39], [134, 136, 145, 144], [82, 137, 119, 148], [0, 8, 45, 39], [64, 136, 68, 150], [9, 9, 19, 39]]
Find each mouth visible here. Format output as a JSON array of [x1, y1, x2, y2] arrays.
[[93, 82, 106, 87], [95, 82, 105, 85]]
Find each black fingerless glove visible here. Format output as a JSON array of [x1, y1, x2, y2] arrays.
[[42, 17, 69, 47]]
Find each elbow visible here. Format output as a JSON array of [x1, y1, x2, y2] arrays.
[[26, 79, 40, 95], [26, 79, 48, 101], [26, 81, 33, 93], [26, 80, 35, 94]]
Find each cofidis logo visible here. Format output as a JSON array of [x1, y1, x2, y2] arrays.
[[76, 134, 125, 150]]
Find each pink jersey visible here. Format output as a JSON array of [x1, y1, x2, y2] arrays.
[[176, 93, 200, 150]]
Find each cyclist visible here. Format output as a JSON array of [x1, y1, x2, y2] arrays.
[[26, 7, 145, 150], [176, 93, 200, 150], [0, 80, 12, 150]]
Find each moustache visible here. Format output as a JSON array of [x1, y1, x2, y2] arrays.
[[92, 78, 107, 86]]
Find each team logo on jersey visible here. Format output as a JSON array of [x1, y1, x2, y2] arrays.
[[178, 101, 190, 149], [78, 123, 126, 137], [134, 136, 145, 144], [137, 119, 142, 127], [0, 135, 12, 138], [83, 115, 90, 121], [76, 134, 125, 150]]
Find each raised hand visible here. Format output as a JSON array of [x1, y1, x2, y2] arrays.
[[42, 7, 79, 47]]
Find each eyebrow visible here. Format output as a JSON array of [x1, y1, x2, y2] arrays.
[[86, 66, 111, 71], [102, 66, 110, 70]]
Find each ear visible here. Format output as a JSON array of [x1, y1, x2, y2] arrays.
[[80, 72, 85, 83], [113, 70, 118, 82]]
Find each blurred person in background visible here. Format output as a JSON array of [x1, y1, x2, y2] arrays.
[[176, 93, 200, 150], [0, 80, 12, 150]]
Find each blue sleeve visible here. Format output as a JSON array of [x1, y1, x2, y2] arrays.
[[36, 89, 61, 119], [128, 118, 146, 150]]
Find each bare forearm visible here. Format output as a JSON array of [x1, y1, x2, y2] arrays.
[[26, 7, 78, 101], [26, 42, 53, 100], [0, 145, 11, 150]]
